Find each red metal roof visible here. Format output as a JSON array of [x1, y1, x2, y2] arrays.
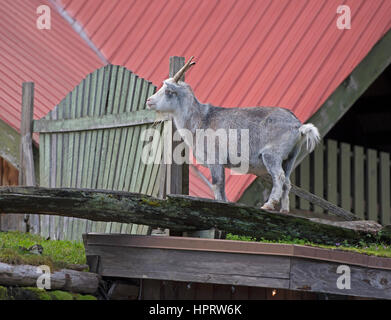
[[2, 0, 391, 202], [0, 0, 103, 132]]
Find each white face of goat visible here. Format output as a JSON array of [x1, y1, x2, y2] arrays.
[[146, 79, 183, 113]]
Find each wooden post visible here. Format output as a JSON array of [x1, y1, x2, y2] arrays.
[[1, 83, 36, 232], [19, 82, 37, 233], [168, 56, 189, 196]]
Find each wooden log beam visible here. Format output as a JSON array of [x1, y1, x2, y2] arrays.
[[0, 186, 389, 245], [0, 262, 100, 294]]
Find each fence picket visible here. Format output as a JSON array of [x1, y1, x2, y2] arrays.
[[379, 152, 390, 225], [327, 140, 338, 208], [313, 142, 324, 213], [340, 142, 351, 211], [353, 145, 365, 219], [367, 149, 378, 222]]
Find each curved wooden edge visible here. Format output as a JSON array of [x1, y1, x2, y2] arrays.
[[84, 233, 391, 271]]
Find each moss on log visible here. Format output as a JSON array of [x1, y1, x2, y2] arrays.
[[0, 285, 96, 300], [0, 186, 389, 246]]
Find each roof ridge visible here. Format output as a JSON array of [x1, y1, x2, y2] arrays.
[[48, 0, 108, 65]]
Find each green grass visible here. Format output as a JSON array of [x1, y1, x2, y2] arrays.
[[226, 233, 391, 258], [0, 231, 86, 270]]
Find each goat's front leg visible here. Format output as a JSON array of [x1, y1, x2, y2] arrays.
[[209, 165, 227, 201]]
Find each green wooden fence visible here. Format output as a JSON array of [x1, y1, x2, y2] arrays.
[[31, 65, 168, 241], [290, 139, 391, 225]]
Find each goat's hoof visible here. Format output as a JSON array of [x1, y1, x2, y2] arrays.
[[280, 209, 290, 214], [261, 204, 276, 211]]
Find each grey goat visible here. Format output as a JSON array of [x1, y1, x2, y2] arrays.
[[146, 57, 320, 212]]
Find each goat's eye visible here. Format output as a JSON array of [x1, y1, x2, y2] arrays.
[[165, 90, 176, 97]]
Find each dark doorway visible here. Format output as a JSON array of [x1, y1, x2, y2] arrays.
[[325, 64, 391, 153]]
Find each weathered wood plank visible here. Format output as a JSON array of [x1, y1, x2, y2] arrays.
[[353, 145, 365, 219], [340, 142, 351, 211], [313, 142, 324, 214], [290, 257, 391, 300], [379, 152, 390, 225], [0, 186, 388, 245], [327, 140, 338, 206], [367, 148, 378, 222], [87, 245, 291, 289]]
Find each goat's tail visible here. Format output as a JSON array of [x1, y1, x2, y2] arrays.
[[299, 123, 321, 153]]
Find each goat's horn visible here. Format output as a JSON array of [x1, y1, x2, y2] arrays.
[[173, 56, 196, 82]]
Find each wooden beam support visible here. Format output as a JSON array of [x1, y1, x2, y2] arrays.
[[0, 186, 389, 245], [33, 110, 168, 133], [239, 28, 391, 207]]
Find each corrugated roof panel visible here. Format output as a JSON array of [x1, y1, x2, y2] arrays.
[[0, 0, 103, 132]]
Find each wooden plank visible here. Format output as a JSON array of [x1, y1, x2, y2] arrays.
[[89, 246, 291, 289], [76, 78, 92, 240], [60, 92, 72, 240], [353, 145, 365, 219], [231, 285, 249, 300], [379, 152, 390, 225], [146, 123, 164, 196], [176, 281, 196, 300], [195, 283, 214, 300], [299, 155, 310, 210], [128, 83, 151, 192], [340, 142, 351, 211], [71, 82, 84, 241], [111, 71, 132, 191], [290, 257, 391, 300], [313, 142, 324, 213], [248, 287, 267, 300], [49, 108, 58, 240], [160, 280, 178, 300], [367, 149, 378, 222], [327, 140, 338, 207], [142, 279, 161, 300], [134, 85, 157, 194]]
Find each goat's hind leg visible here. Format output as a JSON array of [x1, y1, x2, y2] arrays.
[[260, 153, 285, 211], [280, 145, 301, 213]]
